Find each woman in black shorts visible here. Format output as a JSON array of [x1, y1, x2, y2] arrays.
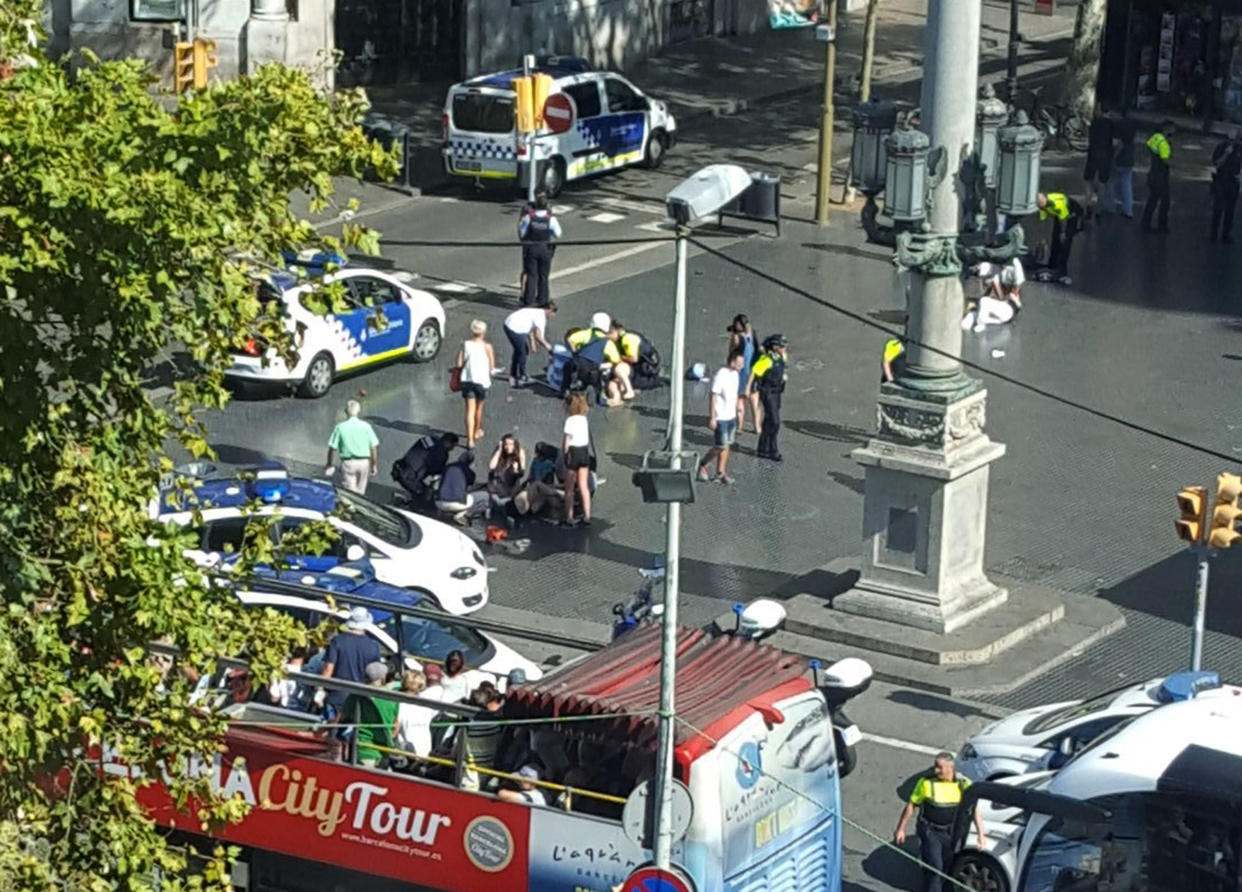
[[561, 392, 592, 527]]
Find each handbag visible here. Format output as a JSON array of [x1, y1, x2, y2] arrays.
[[448, 366, 462, 393]]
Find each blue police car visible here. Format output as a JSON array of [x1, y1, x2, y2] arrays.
[[154, 467, 488, 615]]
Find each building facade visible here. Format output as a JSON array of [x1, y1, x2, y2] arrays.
[[1099, 0, 1242, 126], [48, 0, 773, 91]]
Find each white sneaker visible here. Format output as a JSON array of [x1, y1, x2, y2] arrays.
[[973, 322, 986, 333]]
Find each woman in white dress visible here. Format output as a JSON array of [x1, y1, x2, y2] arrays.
[[455, 319, 496, 448]]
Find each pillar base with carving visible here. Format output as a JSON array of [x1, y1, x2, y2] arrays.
[[833, 378, 1007, 633]]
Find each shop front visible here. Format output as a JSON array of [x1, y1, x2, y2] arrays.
[[1100, 0, 1242, 126]]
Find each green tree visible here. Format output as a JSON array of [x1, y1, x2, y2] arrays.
[[1065, 0, 1108, 118], [0, 30, 397, 892]]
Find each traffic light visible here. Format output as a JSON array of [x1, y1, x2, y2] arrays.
[[531, 73, 553, 128], [1176, 486, 1208, 545], [173, 41, 195, 94], [513, 75, 535, 134], [1209, 472, 1242, 549], [192, 38, 218, 90]]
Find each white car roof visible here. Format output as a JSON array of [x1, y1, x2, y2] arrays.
[[1050, 690, 1242, 801]]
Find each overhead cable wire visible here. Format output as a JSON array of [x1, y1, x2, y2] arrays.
[[379, 232, 733, 248], [689, 235, 1240, 466]]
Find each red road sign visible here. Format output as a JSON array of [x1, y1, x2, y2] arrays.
[[620, 864, 696, 892], [543, 92, 575, 135]]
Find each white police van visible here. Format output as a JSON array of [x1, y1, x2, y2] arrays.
[[442, 55, 677, 197], [227, 254, 446, 399]]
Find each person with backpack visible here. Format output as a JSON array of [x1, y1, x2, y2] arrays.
[[518, 188, 562, 307], [893, 752, 986, 892], [748, 334, 788, 462]]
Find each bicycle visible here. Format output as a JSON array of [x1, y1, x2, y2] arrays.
[[1019, 85, 1090, 152]]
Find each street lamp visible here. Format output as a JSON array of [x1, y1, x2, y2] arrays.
[[996, 111, 1043, 217], [850, 99, 898, 194], [975, 84, 1008, 190], [650, 163, 752, 873], [883, 128, 930, 224]]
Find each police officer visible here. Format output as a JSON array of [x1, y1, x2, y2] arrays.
[[1035, 191, 1083, 285], [749, 334, 788, 462], [518, 188, 562, 307], [894, 752, 986, 892], [1141, 119, 1173, 234], [1211, 128, 1242, 243]]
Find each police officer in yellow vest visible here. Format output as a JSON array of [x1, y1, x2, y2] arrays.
[[1141, 120, 1173, 233], [895, 752, 986, 892], [749, 334, 788, 461], [1035, 191, 1084, 285]]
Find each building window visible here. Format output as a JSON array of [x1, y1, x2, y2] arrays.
[[131, 0, 185, 21]]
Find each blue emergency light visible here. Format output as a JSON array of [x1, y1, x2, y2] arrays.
[[1158, 670, 1221, 703], [249, 464, 291, 504]]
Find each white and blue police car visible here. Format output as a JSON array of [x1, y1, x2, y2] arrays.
[[443, 55, 677, 197], [227, 255, 446, 399], [232, 564, 541, 688], [154, 468, 489, 615]]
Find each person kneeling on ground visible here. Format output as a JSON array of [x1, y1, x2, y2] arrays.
[[435, 451, 489, 526], [962, 258, 1024, 332]]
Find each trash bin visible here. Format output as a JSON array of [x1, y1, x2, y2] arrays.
[[719, 170, 781, 235], [361, 114, 411, 190]]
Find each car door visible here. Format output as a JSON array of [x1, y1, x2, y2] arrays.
[[276, 515, 362, 572], [199, 516, 275, 558], [601, 76, 649, 168], [345, 273, 411, 360], [561, 80, 607, 179]]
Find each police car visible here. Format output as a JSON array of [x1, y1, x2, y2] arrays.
[[153, 468, 489, 615], [228, 257, 446, 399], [232, 565, 541, 688], [443, 55, 677, 196]]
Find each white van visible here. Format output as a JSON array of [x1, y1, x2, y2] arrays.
[[442, 55, 677, 196]]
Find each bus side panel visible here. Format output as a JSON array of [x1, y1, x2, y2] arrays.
[[527, 808, 679, 892]]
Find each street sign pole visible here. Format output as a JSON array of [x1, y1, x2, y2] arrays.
[[652, 234, 688, 870], [524, 55, 537, 204], [1190, 545, 1211, 672], [814, 0, 838, 225]]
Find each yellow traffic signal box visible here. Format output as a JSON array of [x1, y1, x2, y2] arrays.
[[1176, 486, 1208, 545], [1209, 472, 1242, 549], [174, 41, 195, 94], [531, 73, 553, 128], [514, 76, 535, 134]]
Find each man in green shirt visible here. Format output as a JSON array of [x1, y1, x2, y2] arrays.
[[326, 399, 379, 495], [341, 661, 399, 767]]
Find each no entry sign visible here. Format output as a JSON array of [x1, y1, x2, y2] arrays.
[[543, 92, 575, 134], [620, 864, 696, 892]]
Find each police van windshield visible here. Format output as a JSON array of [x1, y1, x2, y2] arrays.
[[334, 488, 419, 548], [452, 92, 515, 134]]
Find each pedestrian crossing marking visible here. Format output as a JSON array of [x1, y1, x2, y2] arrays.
[[636, 220, 675, 233], [390, 270, 419, 283], [429, 281, 478, 293], [587, 212, 627, 224], [552, 204, 574, 215]]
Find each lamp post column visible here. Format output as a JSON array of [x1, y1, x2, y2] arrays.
[[837, 0, 1009, 634]]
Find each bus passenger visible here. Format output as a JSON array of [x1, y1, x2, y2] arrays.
[[498, 765, 550, 806]]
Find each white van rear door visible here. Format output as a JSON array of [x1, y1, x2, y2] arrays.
[[445, 87, 518, 179]]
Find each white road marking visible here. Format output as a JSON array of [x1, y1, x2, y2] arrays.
[[587, 211, 627, 224], [439, 196, 460, 203], [861, 732, 945, 757], [552, 204, 574, 215], [430, 281, 477, 293], [636, 220, 674, 233], [390, 270, 418, 283], [549, 241, 670, 280], [599, 196, 667, 217]]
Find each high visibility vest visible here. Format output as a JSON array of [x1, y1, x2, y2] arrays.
[[1146, 131, 1171, 162], [909, 775, 970, 827], [1039, 192, 1070, 222]]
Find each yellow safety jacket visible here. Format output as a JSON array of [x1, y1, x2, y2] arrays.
[[1038, 192, 1070, 222], [1146, 131, 1171, 162], [618, 331, 643, 363], [908, 775, 970, 827]]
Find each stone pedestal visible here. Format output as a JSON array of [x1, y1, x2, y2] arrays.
[[833, 379, 1008, 633], [244, 14, 291, 71]]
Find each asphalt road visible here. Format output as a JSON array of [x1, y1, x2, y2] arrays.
[[171, 90, 1242, 892]]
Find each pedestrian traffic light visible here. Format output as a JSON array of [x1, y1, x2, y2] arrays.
[[531, 73, 553, 128], [1208, 472, 1242, 549], [1176, 486, 1208, 545], [192, 38, 218, 90], [173, 40, 195, 94], [513, 75, 535, 134]]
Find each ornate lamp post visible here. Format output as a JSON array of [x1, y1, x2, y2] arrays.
[[837, 0, 1041, 634]]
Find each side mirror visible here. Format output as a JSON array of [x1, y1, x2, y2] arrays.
[[1058, 736, 1075, 757], [345, 544, 366, 562]]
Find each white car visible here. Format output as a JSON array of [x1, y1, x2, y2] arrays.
[[951, 771, 1053, 892], [444, 55, 677, 196], [957, 671, 1229, 782], [154, 468, 489, 615], [227, 259, 445, 398], [234, 570, 540, 689]]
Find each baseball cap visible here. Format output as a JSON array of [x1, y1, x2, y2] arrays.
[[517, 764, 541, 780], [364, 661, 389, 683], [591, 312, 611, 331], [345, 606, 373, 629]]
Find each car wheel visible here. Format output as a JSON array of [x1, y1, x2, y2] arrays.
[[412, 319, 441, 362], [836, 740, 858, 778], [644, 130, 667, 169], [298, 352, 334, 399], [541, 158, 565, 198], [953, 852, 1009, 892]]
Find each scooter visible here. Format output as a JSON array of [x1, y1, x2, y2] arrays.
[[611, 575, 872, 777]]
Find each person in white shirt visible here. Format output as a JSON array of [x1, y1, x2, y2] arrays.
[[503, 302, 557, 387], [267, 647, 308, 709], [697, 351, 745, 486], [455, 319, 496, 448], [561, 392, 593, 528], [498, 764, 550, 806], [963, 259, 1024, 332], [394, 669, 443, 757]]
